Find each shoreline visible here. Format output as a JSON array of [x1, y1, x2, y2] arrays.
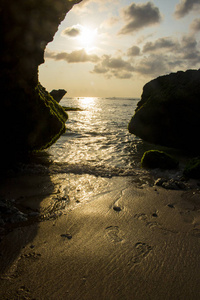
[[1, 172, 200, 299]]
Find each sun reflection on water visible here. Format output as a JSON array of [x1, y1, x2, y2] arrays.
[[79, 97, 97, 108], [49, 97, 139, 174]]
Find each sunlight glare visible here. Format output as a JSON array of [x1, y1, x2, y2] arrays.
[[79, 97, 96, 108], [78, 26, 97, 50]]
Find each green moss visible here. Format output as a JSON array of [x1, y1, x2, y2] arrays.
[[183, 158, 200, 179], [36, 84, 67, 122], [141, 150, 179, 169], [27, 83, 68, 151]]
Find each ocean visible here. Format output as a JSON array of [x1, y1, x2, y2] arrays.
[[39, 96, 184, 180], [48, 97, 144, 177], [17, 96, 185, 185]]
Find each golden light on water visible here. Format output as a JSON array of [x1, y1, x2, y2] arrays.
[[80, 97, 96, 106]]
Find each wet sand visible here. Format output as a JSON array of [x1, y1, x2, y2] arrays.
[[1, 173, 200, 299]]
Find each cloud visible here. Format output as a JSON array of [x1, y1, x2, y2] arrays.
[[190, 18, 200, 32], [44, 28, 200, 83], [127, 46, 141, 56], [119, 2, 162, 35], [113, 71, 133, 79], [92, 65, 108, 74], [92, 55, 134, 79], [75, 0, 114, 6], [102, 55, 134, 71], [45, 50, 135, 78], [174, 0, 200, 18], [73, 0, 119, 14], [62, 26, 81, 38], [181, 34, 197, 49], [134, 33, 200, 77], [143, 37, 179, 53], [180, 35, 200, 61], [134, 53, 189, 78], [134, 55, 170, 76], [45, 48, 99, 63], [100, 17, 119, 29]]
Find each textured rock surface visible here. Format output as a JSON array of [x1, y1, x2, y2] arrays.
[[183, 157, 200, 179], [0, 0, 81, 160], [50, 89, 67, 103], [128, 69, 200, 153], [141, 150, 179, 169]]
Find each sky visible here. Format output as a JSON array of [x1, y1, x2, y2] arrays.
[[39, 0, 200, 98]]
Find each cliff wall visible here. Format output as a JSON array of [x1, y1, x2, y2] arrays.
[[0, 0, 81, 160]]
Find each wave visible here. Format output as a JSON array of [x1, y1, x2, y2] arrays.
[[49, 162, 138, 177], [16, 160, 141, 178], [62, 131, 83, 138]]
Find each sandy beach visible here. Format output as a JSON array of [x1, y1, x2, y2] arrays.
[[1, 172, 200, 299]]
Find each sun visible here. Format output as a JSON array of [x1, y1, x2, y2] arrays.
[[78, 26, 97, 51]]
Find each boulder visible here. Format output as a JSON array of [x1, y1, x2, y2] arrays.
[[50, 89, 67, 103], [29, 84, 68, 150], [141, 150, 179, 169], [128, 69, 200, 153], [183, 157, 200, 179]]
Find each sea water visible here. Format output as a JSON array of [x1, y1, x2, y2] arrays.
[[18, 96, 184, 183], [48, 97, 147, 177]]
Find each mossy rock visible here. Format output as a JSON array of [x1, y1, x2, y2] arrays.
[[128, 70, 200, 153], [28, 83, 68, 150], [183, 158, 200, 179], [141, 150, 179, 169]]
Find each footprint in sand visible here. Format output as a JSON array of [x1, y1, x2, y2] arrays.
[[134, 213, 148, 221], [105, 226, 123, 243], [134, 213, 178, 235], [167, 202, 196, 225], [21, 252, 42, 260], [13, 285, 32, 300], [130, 242, 152, 265], [134, 213, 159, 229], [179, 211, 194, 224], [167, 204, 175, 209]]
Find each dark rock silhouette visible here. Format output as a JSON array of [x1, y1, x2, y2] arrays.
[[183, 158, 200, 179], [141, 150, 179, 169], [0, 0, 81, 160], [50, 89, 67, 103], [128, 69, 200, 153]]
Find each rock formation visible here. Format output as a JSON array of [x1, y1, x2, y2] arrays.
[[128, 69, 200, 153], [141, 150, 179, 169], [50, 89, 67, 103], [0, 0, 81, 161], [183, 158, 200, 179]]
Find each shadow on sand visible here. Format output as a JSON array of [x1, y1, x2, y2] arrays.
[[0, 153, 59, 275]]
